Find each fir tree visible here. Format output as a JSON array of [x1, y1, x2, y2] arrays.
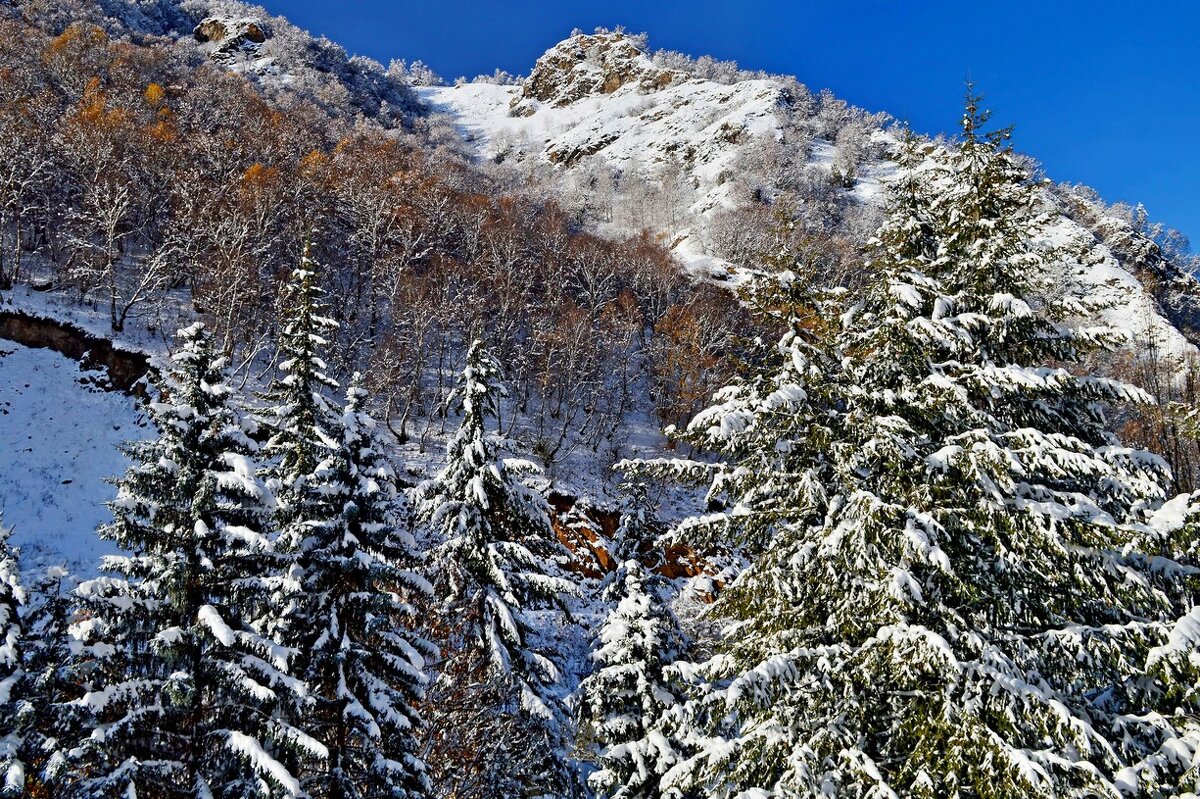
[[74, 323, 315, 799], [1, 560, 93, 797], [637, 98, 1196, 797], [0, 520, 87, 796], [283, 378, 436, 799], [417, 339, 579, 799], [577, 557, 689, 799], [607, 481, 658, 568], [1142, 488, 1200, 787], [0, 519, 28, 797], [262, 243, 341, 526], [20, 559, 91, 791], [261, 250, 435, 797], [629, 265, 844, 560]]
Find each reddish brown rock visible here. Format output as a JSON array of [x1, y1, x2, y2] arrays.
[[547, 491, 722, 595], [193, 17, 267, 50]]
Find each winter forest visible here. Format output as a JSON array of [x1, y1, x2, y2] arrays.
[[4, 0, 1200, 797]]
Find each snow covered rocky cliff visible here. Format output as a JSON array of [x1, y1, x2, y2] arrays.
[[423, 31, 1199, 361]]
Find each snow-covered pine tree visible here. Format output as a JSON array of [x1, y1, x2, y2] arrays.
[[607, 481, 658, 569], [628, 257, 845, 560], [1142, 485, 1200, 785], [0, 557, 93, 797], [254, 246, 343, 789], [637, 98, 1196, 797], [282, 377, 436, 799], [16, 564, 92, 794], [73, 322, 317, 799], [0, 518, 89, 796], [0, 518, 28, 797], [417, 339, 579, 799], [262, 242, 341, 526], [577, 553, 689, 799]]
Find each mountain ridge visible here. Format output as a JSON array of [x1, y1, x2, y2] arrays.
[[422, 30, 1200, 367]]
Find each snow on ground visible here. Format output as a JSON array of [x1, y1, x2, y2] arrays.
[[0, 341, 149, 573], [1, 275, 187, 359], [420, 79, 782, 195]]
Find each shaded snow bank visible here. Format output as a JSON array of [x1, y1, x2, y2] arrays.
[[0, 342, 150, 572]]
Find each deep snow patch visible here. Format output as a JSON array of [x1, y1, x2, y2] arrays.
[[0, 342, 149, 572]]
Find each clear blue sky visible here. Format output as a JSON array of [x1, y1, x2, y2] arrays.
[[270, 0, 1199, 246]]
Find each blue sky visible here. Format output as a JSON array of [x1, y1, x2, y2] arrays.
[[271, 0, 1199, 246]]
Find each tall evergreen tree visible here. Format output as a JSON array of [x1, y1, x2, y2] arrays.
[[26, 565, 93, 791], [606, 481, 657, 568], [0, 518, 28, 797], [0, 558, 92, 797], [417, 339, 579, 799], [282, 378, 436, 799], [576, 556, 689, 799], [637, 98, 1196, 797], [262, 243, 341, 526], [74, 323, 316, 799]]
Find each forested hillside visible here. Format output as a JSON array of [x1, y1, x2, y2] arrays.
[[3, 2, 1200, 797]]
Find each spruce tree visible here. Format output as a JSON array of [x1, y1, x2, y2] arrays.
[[1, 560, 92, 797], [262, 243, 341, 527], [629, 263, 844, 560], [577, 556, 689, 799], [0, 519, 27, 797], [638, 99, 1196, 797], [1143, 487, 1200, 787], [74, 323, 315, 799], [0, 519, 88, 796], [417, 339, 579, 799], [284, 378, 436, 799], [606, 481, 657, 568]]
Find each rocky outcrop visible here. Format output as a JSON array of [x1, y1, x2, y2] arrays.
[[545, 132, 620, 167], [548, 492, 719, 587], [512, 32, 680, 114], [193, 16, 267, 60], [0, 311, 150, 393]]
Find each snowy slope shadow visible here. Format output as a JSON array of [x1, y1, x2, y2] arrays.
[[0, 342, 150, 573]]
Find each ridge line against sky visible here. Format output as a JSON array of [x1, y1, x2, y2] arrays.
[[268, 0, 1200, 250]]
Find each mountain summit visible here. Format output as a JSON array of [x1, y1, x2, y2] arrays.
[[514, 31, 681, 112]]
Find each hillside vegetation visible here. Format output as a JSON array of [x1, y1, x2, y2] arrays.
[[4, 4, 1200, 798]]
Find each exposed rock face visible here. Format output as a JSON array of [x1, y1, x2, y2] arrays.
[[424, 40, 794, 236], [547, 492, 719, 587], [0, 311, 150, 393], [513, 32, 680, 114], [545, 132, 620, 167], [193, 16, 267, 59]]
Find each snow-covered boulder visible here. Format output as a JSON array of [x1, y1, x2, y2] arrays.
[[193, 16, 266, 45]]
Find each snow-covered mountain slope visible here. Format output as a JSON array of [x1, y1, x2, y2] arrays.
[[0, 342, 149, 572], [424, 77, 785, 211], [1043, 216, 1195, 360], [422, 32, 1197, 362], [420, 33, 813, 276]]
